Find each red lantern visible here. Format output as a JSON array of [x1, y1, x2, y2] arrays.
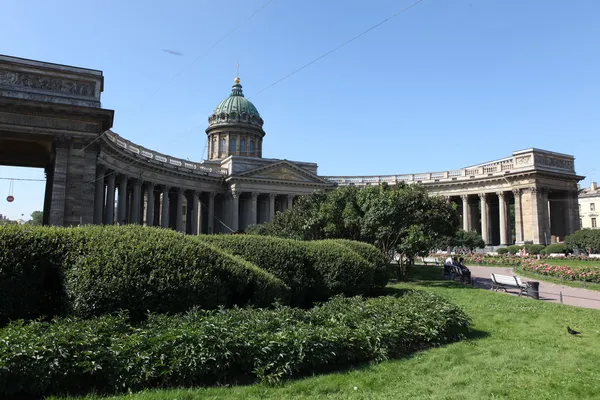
[[6, 195, 14, 203]]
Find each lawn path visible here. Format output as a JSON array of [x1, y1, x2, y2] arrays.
[[470, 266, 600, 310]]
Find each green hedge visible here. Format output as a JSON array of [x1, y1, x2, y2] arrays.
[[0, 225, 83, 325], [506, 245, 523, 255], [0, 291, 470, 398], [198, 234, 320, 306], [540, 243, 568, 255], [306, 240, 377, 297], [496, 248, 509, 255], [199, 236, 382, 306], [0, 225, 290, 323], [524, 244, 545, 255], [330, 239, 389, 289]]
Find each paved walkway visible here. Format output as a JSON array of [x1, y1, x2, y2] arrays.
[[469, 266, 600, 310]]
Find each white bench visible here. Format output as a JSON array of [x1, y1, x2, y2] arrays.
[[422, 257, 440, 265], [490, 273, 528, 296]]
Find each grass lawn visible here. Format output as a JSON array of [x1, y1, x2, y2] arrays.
[[53, 266, 600, 400]]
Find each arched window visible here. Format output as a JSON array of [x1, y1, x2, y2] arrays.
[[219, 137, 225, 153], [212, 138, 217, 157], [240, 138, 247, 152], [249, 140, 255, 153], [229, 138, 237, 153]]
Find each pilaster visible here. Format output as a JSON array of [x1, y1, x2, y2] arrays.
[[104, 173, 116, 225], [479, 193, 490, 245]]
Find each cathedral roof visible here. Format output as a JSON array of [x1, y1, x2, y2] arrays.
[[208, 77, 263, 129]]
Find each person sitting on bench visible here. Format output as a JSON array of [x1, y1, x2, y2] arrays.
[[457, 257, 472, 284], [444, 256, 454, 275]]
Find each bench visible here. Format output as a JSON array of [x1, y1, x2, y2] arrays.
[[443, 264, 470, 284], [422, 257, 440, 265], [490, 273, 528, 296]]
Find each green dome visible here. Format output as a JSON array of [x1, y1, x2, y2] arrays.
[[208, 79, 263, 128]]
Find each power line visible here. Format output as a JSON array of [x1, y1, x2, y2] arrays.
[[249, 0, 426, 99], [134, 0, 276, 111], [0, 177, 45, 182]]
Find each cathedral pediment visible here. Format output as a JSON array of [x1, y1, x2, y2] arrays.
[[230, 160, 332, 185]]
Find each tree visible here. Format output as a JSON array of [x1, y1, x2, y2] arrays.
[[27, 211, 43, 226], [565, 229, 600, 255], [250, 183, 460, 281], [438, 229, 485, 252]]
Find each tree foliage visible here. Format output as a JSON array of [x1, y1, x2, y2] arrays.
[[27, 211, 43, 226], [247, 183, 460, 268], [565, 229, 600, 254]]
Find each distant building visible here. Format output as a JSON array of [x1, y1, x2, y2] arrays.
[[579, 182, 599, 229]]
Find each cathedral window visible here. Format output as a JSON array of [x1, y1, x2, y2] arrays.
[[241, 138, 247, 152], [219, 137, 225, 153], [229, 138, 237, 153], [250, 139, 255, 152]]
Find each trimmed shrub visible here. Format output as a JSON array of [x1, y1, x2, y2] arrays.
[[0, 291, 470, 398], [496, 248, 509, 255], [197, 234, 319, 306], [524, 244, 545, 255], [330, 239, 389, 289], [540, 243, 568, 255], [506, 245, 523, 255], [0, 225, 289, 324], [306, 240, 376, 297], [0, 225, 84, 325], [65, 226, 290, 320]]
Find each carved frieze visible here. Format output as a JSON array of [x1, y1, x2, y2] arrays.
[[515, 155, 532, 166], [534, 155, 574, 171], [0, 70, 96, 98]]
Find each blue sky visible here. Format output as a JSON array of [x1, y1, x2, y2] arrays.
[[1, 0, 599, 220]]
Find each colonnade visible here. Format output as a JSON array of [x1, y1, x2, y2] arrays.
[[454, 187, 580, 246], [92, 168, 297, 234]]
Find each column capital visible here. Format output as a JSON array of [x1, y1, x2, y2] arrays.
[[208, 191, 216, 199], [512, 188, 521, 196], [478, 193, 488, 200], [251, 192, 259, 200], [496, 191, 505, 197], [269, 193, 277, 199], [460, 194, 469, 201], [144, 181, 155, 188]]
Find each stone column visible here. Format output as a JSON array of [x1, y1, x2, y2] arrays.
[[479, 193, 489, 245], [528, 187, 550, 245], [104, 173, 116, 224], [93, 166, 105, 225], [48, 142, 69, 226], [287, 194, 295, 210], [145, 182, 155, 226], [176, 188, 184, 232], [512, 189, 523, 244], [269, 193, 276, 222], [497, 191, 509, 245], [131, 180, 142, 224], [208, 192, 215, 234], [565, 190, 580, 235], [250, 192, 258, 226], [161, 186, 170, 228], [461, 195, 470, 231], [117, 176, 128, 225], [231, 192, 240, 233], [191, 191, 199, 235]]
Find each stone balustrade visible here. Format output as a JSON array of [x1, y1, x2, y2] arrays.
[[324, 149, 576, 186], [105, 131, 228, 177]]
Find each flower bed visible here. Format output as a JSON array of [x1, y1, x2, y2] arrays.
[[520, 259, 600, 283]]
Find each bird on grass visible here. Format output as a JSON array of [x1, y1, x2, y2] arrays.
[[567, 326, 581, 335]]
